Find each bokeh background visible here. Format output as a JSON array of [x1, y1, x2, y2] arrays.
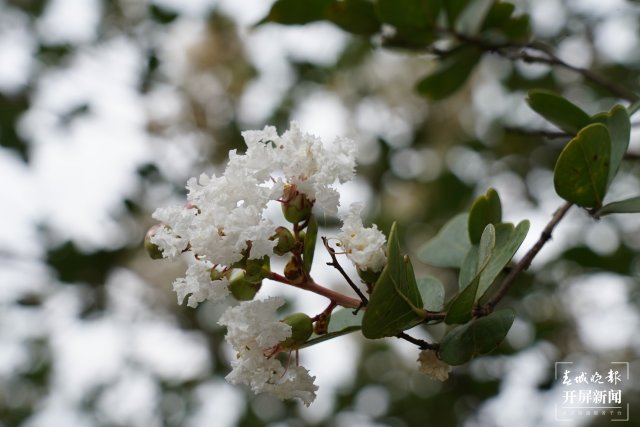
[[1, 0, 639, 426]]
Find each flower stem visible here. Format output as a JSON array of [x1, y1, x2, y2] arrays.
[[268, 272, 362, 309]]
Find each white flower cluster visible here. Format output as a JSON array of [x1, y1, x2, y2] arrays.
[[218, 297, 318, 406], [338, 203, 388, 273], [151, 122, 386, 304], [149, 122, 390, 405]]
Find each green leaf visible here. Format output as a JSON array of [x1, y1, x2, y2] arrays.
[[362, 223, 425, 339], [596, 196, 640, 216], [301, 308, 364, 348], [454, 0, 495, 35], [439, 309, 515, 365], [526, 89, 591, 135], [591, 105, 630, 188], [325, 0, 381, 35], [553, 123, 611, 208], [501, 14, 531, 42], [418, 213, 471, 268], [417, 276, 445, 312], [468, 188, 502, 244], [458, 245, 479, 289], [446, 224, 495, 325], [444, 0, 473, 27], [375, 0, 441, 29], [256, 0, 332, 26], [303, 216, 318, 274], [481, 2, 515, 31], [477, 220, 529, 300], [149, 5, 179, 24], [416, 46, 482, 101]]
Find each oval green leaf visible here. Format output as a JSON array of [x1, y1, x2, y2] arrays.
[[418, 213, 471, 268], [375, 0, 441, 29], [445, 224, 495, 325], [454, 0, 494, 35], [325, 0, 381, 35], [591, 104, 630, 188], [468, 188, 502, 243], [481, 2, 515, 31], [439, 309, 515, 365], [445, 0, 472, 27], [362, 223, 424, 339], [526, 89, 591, 135], [477, 220, 529, 300], [417, 276, 445, 312], [596, 196, 640, 217], [553, 123, 611, 208], [255, 0, 332, 26], [416, 46, 482, 101]]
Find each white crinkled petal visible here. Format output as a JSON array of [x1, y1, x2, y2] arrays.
[[225, 346, 286, 390], [149, 225, 188, 260], [338, 202, 387, 272], [218, 297, 291, 349], [219, 297, 317, 405], [266, 366, 318, 406], [172, 261, 230, 308], [224, 345, 317, 406]]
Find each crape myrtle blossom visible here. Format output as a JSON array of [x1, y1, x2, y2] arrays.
[[150, 122, 358, 305], [218, 297, 318, 406], [417, 349, 451, 382], [148, 122, 387, 405], [173, 260, 230, 308], [338, 202, 387, 273]]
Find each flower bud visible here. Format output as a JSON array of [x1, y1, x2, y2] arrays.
[[281, 184, 312, 224], [357, 267, 382, 285], [210, 268, 225, 281], [144, 224, 165, 260], [228, 270, 262, 301], [284, 256, 305, 285], [270, 227, 295, 256], [313, 312, 331, 335], [280, 313, 313, 350], [245, 256, 271, 283]]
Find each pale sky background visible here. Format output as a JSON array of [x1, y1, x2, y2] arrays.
[[0, 0, 639, 426]]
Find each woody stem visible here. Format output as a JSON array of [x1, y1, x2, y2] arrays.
[[268, 272, 362, 309]]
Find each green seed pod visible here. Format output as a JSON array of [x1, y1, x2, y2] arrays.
[[228, 270, 261, 301], [245, 256, 271, 282], [144, 224, 165, 260], [280, 313, 313, 350], [271, 227, 295, 256], [281, 184, 312, 224]]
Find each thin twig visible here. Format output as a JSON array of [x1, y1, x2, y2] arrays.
[[504, 126, 571, 139], [322, 236, 369, 306], [396, 332, 438, 350], [447, 31, 639, 103], [512, 50, 639, 103], [482, 201, 573, 312]]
